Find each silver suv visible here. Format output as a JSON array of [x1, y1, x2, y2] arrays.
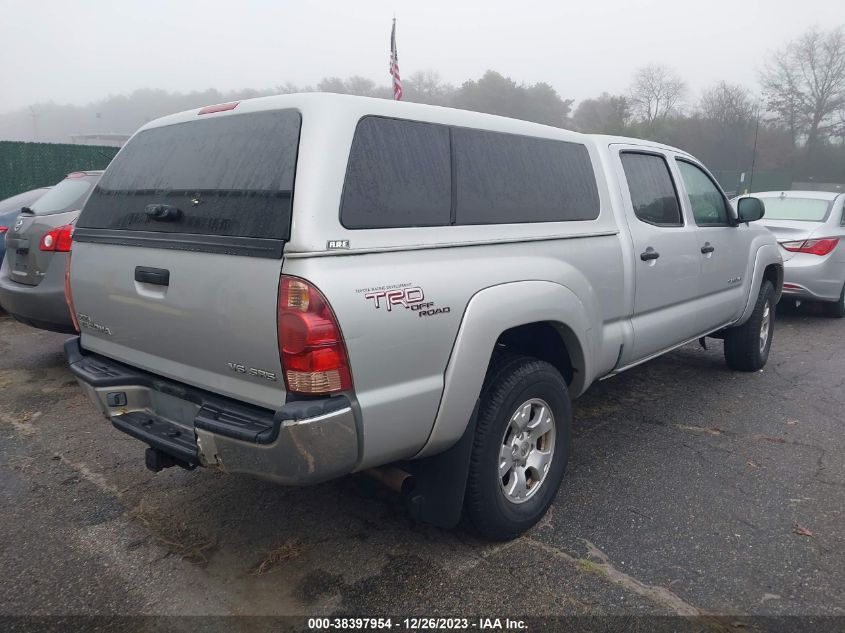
[[66, 94, 782, 539]]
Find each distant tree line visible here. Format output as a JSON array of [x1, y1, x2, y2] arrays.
[[1, 25, 843, 188]]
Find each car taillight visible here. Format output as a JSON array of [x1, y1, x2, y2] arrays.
[[781, 238, 839, 256], [64, 252, 79, 332], [278, 275, 352, 395], [0, 227, 8, 234], [40, 224, 74, 252]]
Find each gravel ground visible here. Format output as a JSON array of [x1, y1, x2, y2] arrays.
[[1, 303, 843, 626]]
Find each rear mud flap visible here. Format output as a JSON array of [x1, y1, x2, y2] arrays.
[[401, 400, 479, 529]]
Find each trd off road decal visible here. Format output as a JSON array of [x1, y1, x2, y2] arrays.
[[356, 283, 450, 318]]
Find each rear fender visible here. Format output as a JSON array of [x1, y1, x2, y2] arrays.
[[414, 280, 592, 459]]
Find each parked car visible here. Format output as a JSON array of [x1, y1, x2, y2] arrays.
[[0, 187, 50, 266], [0, 172, 101, 332], [65, 94, 782, 539], [736, 191, 845, 317]]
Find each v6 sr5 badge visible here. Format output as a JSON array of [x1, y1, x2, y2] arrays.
[[359, 284, 450, 318]]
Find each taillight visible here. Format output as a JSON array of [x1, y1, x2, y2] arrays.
[[64, 252, 79, 332], [278, 276, 352, 395], [781, 238, 839, 256], [0, 227, 8, 233], [40, 224, 74, 252]]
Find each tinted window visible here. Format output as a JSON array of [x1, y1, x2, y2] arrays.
[[620, 153, 682, 226], [453, 129, 599, 224], [676, 160, 730, 226], [31, 178, 94, 215], [78, 110, 301, 239], [341, 117, 451, 229]]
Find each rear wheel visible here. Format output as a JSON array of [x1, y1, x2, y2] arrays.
[[823, 283, 845, 318], [465, 355, 571, 540], [724, 280, 775, 371]]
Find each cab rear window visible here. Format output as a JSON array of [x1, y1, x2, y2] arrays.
[[77, 110, 301, 246]]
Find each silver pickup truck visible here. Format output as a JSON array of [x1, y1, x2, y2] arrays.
[[65, 94, 782, 539]]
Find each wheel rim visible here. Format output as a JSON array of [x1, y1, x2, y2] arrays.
[[499, 398, 556, 504], [759, 301, 771, 353]]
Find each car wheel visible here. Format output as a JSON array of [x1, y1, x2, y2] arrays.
[[724, 280, 775, 371], [465, 354, 571, 540], [823, 283, 845, 318]]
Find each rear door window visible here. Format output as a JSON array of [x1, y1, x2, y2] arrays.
[[77, 110, 301, 251], [453, 128, 599, 224], [620, 152, 683, 226], [340, 117, 451, 229]]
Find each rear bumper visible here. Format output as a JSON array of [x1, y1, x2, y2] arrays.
[[0, 253, 75, 333], [65, 337, 360, 485], [780, 255, 845, 303]]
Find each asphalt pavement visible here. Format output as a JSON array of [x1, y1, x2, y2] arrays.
[[1, 303, 843, 625]]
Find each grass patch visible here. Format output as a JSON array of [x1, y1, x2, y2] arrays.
[[128, 502, 217, 565], [251, 538, 307, 576], [577, 558, 606, 576]]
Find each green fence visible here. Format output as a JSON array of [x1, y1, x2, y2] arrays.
[[0, 141, 119, 199]]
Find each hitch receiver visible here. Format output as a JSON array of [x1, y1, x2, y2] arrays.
[[144, 448, 196, 473]]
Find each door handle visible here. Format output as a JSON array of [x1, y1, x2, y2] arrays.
[[701, 243, 715, 254], [640, 250, 660, 261], [135, 266, 170, 286]]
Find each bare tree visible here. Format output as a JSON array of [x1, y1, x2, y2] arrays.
[[316, 76, 387, 97], [698, 81, 756, 126], [404, 70, 455, 105], [629, 64, 686, 125], [761, 27, 845, 153], [838, 108, 845, 145]]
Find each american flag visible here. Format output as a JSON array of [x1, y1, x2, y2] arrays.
[[389, 18, 403, 101]]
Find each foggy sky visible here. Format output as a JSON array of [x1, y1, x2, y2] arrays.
[[1, 0, 841, 114]]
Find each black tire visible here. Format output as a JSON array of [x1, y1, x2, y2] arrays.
[[724, 280, 775, 371], [823, 283, 845, 318], [465, 354, 572, 540]]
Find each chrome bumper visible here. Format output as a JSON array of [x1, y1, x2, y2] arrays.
[[196, 406, 358, 485], [66, 337, 360, 485]]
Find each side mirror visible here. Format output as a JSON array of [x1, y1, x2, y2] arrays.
[[737, 197, 765, 223]]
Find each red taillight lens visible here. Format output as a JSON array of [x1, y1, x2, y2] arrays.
[[40, 224, 74, 252], [64, 252, 79, 332], [0, 227, 8, 234], [278, 276, 352, 395], [782, 238, 839, 256]]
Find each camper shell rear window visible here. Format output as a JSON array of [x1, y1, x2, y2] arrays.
[[76, 110, 301, 257]]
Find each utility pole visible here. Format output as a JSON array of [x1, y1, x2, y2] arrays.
[[748, 103, 761, 194], [29, 106, 39, 141]]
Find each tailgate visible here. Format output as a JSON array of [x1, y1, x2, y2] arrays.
[[70, 241, 286, 409], [69, 107, 302, 410]]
